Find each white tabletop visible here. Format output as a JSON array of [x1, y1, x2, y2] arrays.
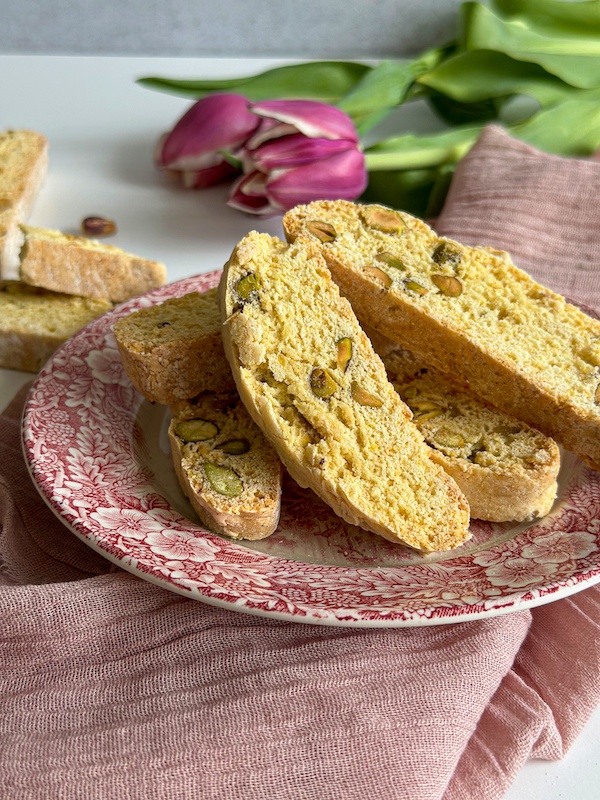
[[0, 55, 598, 800]]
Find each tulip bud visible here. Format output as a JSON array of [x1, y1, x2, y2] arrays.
[[228, 100, 367, 215], [155, 93, 260, 188]]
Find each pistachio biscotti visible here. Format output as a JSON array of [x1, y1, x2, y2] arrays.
[[115, 293, 282, 540], [113, 289, 234, 404], [366, 329, 560, 522], [169, 391, 282, 540], [283, 200, 600, 471], [218, 231, 470, 553], [0, 280, 111, 372], [0, 130, 48, 280], [18, 225, 166, 303]]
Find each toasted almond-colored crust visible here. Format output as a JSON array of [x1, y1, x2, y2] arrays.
[[0, 130, 48, 279], [363, 325, 560, 522], [19, 225, 167, 303], [219, 231, 470, 553], [283, 200, 600, 471], [168, 391, 282, 540], [114, 290, 235, 404], [0, 280, 111, 372]]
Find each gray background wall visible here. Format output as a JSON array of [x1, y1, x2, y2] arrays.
[[1, 1, 465, 57]]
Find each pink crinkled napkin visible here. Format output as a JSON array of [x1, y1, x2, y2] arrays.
[[1, 126, 599, 800]]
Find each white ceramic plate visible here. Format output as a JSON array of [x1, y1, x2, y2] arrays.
[[22, 272, 600, 627]]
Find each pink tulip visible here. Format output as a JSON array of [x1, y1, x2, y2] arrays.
[[228, 100, 367, 215], [155, 93, 260, 188], [156, 95, 367, 214]]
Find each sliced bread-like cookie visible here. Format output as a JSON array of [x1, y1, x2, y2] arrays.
[[169, 390, 282, 540], [0, 130, 48, 281], [0, 280, 111, 372], [366, 328, 559, 522], [283, 200, 600, 471], [113, 289, 234, 404], [218, 231, 470, 553], [19, 225, 166, 303]]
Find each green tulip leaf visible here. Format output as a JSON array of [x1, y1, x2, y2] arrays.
[[364, 126, 482, 172], [337, 47, 451, 133], [137, 61, 372, 103], [419, 50, 577, 107], [512, 88, 600, 155], [462, 1, 600, 89]]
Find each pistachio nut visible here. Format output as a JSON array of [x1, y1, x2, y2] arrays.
[[175, 418, 219, 442], [204, 462, 244, 497], [306, 220, 336, 242]]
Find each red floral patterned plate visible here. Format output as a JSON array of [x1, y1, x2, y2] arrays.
[[22, 272, 600, 626]]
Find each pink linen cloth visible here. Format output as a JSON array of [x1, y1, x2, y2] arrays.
[[1, 126, 599, 799]]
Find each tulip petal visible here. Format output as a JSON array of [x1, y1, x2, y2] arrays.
[[265, 149, 367, 209], [157, 93, 259, 171], [250, 100, 359, 142], [246, 134, 356, 172], [227, 173, 280, 215]]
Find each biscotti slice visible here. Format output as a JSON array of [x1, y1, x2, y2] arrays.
[[283, 200, 600, 471], [169, 390, 282, 540], [0, 280, 111, 372], [113, 289, 235, 404], [0, 130, 48, 280], [218, 231, 470, 553], [364, 328, 560, 522], [18, 225, 166, 303]]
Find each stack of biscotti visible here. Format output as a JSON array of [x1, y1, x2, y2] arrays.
[[114, 293, 282, 541], [218, 231, 471, 553], [282, 199, 600, 472], [0, 129, 167, 372]]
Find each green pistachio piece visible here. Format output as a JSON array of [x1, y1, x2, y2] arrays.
[[237, 273, 260, 301], [351, 381, 383, 407], [432, 242, 462, 267], [306, 220, 336, 242], [336, 337, 353, 372], [204, 462, 243, 497], [175, 418, 219, 443], [360, 205, 406, 234], [363, 265, 392, 288], [219, 438, 251, 455], [431, 274, 463, 297], [375, 251, 406, 271], [404, 280, 428, 295], [408, 400, 442, 412], [415, 409, 444, 422], [310, 368, 337, 399], [432, 428, 465, 448]]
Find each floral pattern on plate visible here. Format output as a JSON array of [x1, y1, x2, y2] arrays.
[[22, 272, 600, 626]]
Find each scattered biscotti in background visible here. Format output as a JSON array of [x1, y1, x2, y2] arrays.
[[0, 128, 167, 372], [364, 326, 560, 523], [283, 200, 600, 472], [218, 230, 471, 553], [0, 280, 111, 372], [113, 289, 234, 404], [18, 225, 166, 303], [0, 130, 48, 281]]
